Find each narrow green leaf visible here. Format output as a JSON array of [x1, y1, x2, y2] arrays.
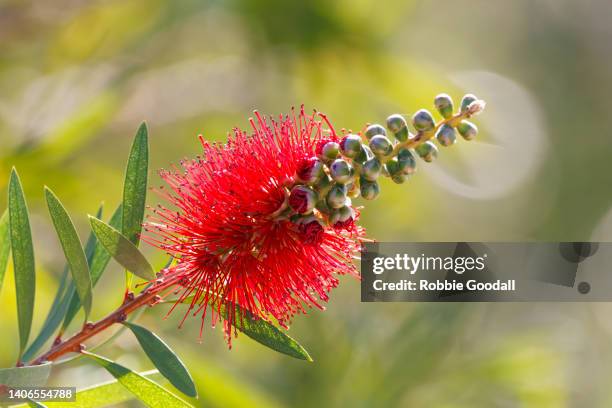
[[0, 210, 10, 294], [21, 268, 71, 362], [124, 322, 197, 397], [8, 168, 36, 358], [122, 123, 148, 290], [89, 204, 123, 283], [44, 187, 92, 319], [61, 204, 122, 331], [88, 216, 155, 281], [24, 205, 108, 361], [0, 363, 51, 387], [60, 370, 164, 408], [122, 122, 149, 246], [84, 352, 193, 408], [11, 370, 166, 408], [225, 305, 312, 361], [167, 295, 312, 361]]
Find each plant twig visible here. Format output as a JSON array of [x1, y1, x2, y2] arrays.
[[29, 275, 179, 366]]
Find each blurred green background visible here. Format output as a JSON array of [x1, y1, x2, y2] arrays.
[[2, 0, 612, 406]]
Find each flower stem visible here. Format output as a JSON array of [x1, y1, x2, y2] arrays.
[[29, 275, 179, 366]]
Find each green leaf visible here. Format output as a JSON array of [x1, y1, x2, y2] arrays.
[[124, 322, 197, 397], [122, 122, 149, 246], [12, 370, 166, 408], [0, 210, 10, 294], [0, 362, 51, 387], [61, 204, 122, 331], [88, 216, 155, 281], [8, 168, 36, 358], [121, 123, 148, 290], [24, 204, 108, 361], [225, 305, 312, 361], [167, 295, 312, 361], [21, 268, 71, 362], [84, 352, 193, 408], [44, 187, 92, 320], [64, 370, 164, 408]]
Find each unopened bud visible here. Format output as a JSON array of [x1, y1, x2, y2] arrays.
[[330, 159, 354, 184], [397, 148, 417, 175], [369, 135, 393, 157], [361, 157, 382, 181], [365, 124, 386, 140], [434, 93, 454, 119], [288, 185, 318, 214], [360, 178, 380, 200], [457, 120, 478, 140], [320, 141, 340, 161], [386, 114, 407, 134], [412, 109, 435, 132], [415, 141, 438, 162], [385, 158, 400, 176], [296, 215, 325, 244], [394, 126, 410, 142], [391, 173, 410, 184], [296, 157, 324, 184], [435, 124, 457, 147], [354, 144, 374, 164], [340, 134, 362, 158], [326, 184, 348, 209], [460, 94, 478, 114], [314, 174, 333, 195]]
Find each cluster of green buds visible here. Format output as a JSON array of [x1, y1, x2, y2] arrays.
[[283, 93, 486, 228]]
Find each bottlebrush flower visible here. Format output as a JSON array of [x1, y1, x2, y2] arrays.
[[144, 107, 365, 344], [144, 93, 486, 346]]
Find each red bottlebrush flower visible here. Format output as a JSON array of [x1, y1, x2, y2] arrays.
[[145, 107, 364, 344]]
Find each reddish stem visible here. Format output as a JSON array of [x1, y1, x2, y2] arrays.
[[29, 276, 179, 366]]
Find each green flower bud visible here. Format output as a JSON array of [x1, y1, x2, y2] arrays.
[[386, 114, 407, 134], [340, 134, 363, 158], [460, 94, 478, 114], [326, 183, 348, 209], [457, 120, 478, 140], [330, 159, 354, 184], [434, 93, 454, 119], [412, 109, 436, 132], [314, 173, 333, 195], [360, 178, 380, 200], [394, 126, 410, 142], [338, 205, 354, 222], [364, 124, 386, 140], [354, 144, 374, 164], [391, 173, 410, 184], [320, 141, 340, 161], [369, 135, 393, 157], [385, 157, 400, 176], [397, 148, 417, 174], [415, 141, 438, 162], [361, 157, 382, 181], [288, 185, 318, 214], [435, 124, 457, 147]]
